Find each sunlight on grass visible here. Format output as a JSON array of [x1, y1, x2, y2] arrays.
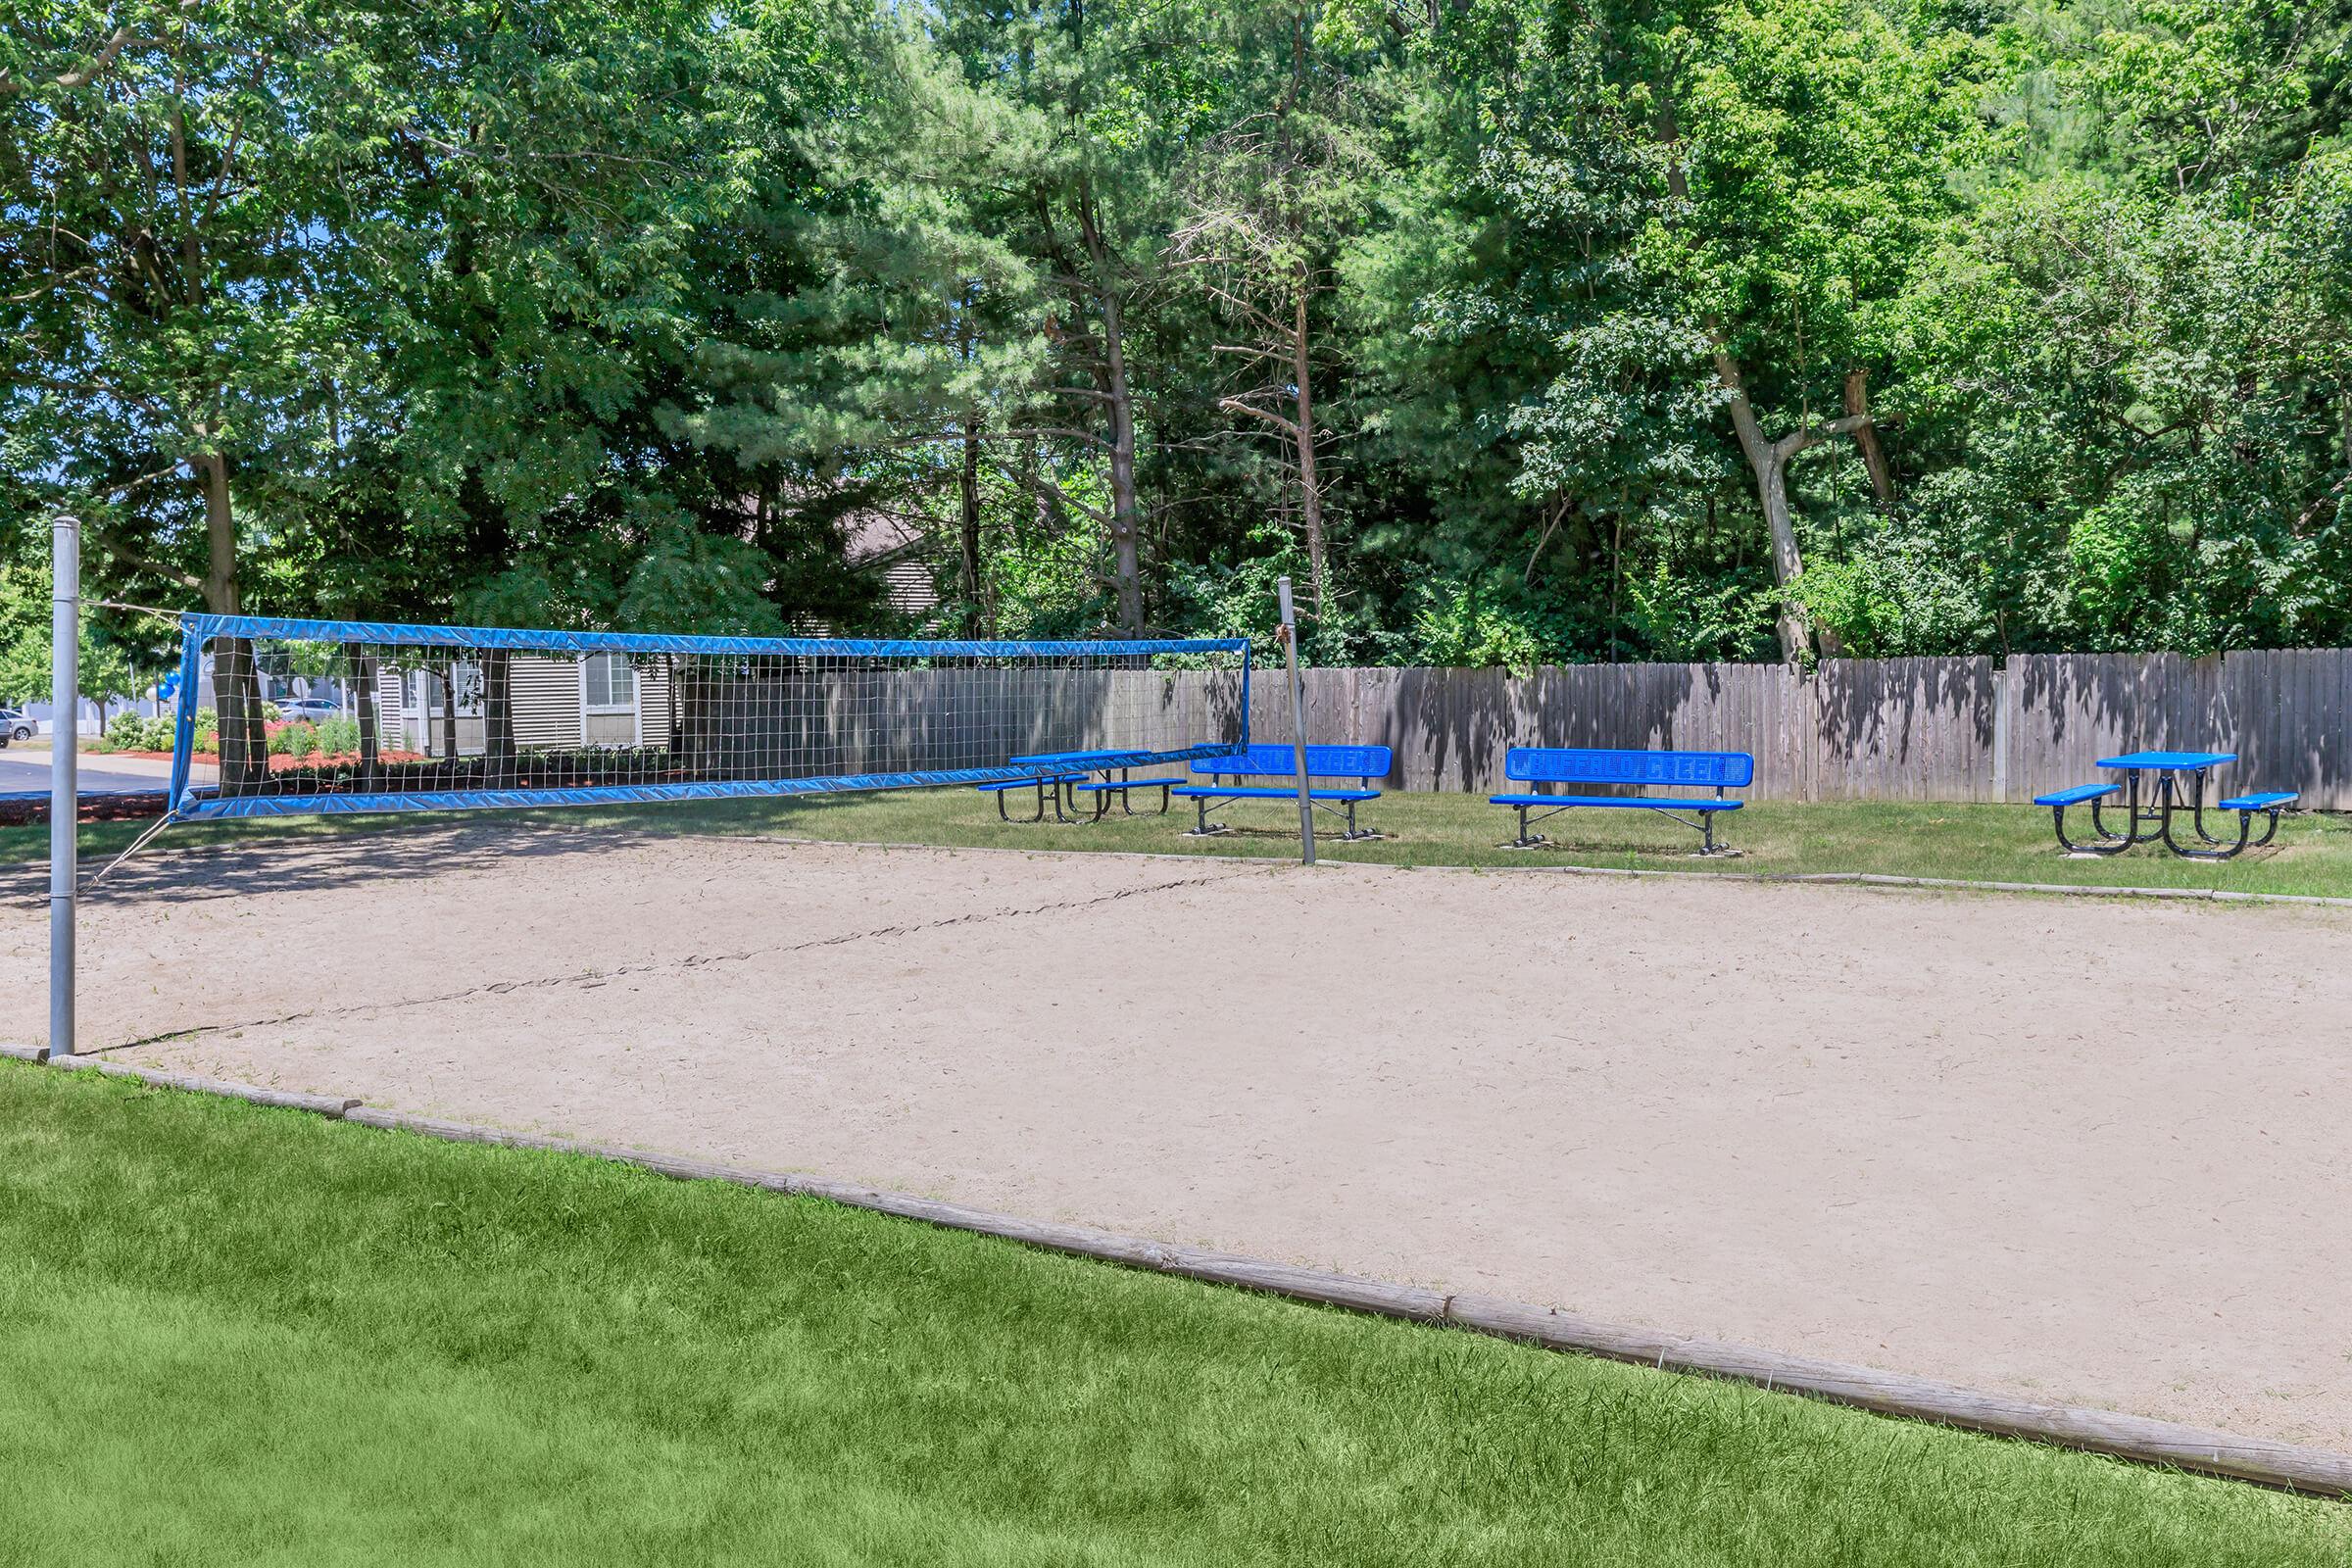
[[1, 1063, 2345, 1565], [9, 788, 2349, 898]]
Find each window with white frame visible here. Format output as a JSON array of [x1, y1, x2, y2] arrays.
[[584, 653, 636, 711], [411, 662, 481, 714]]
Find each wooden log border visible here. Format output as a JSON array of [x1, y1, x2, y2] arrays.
[[12, 1054, 2350, 1498]]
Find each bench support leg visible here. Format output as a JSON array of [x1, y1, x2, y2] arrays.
[[2053, 804, 2131, 857], [1181, 796, 1228, 837], [1502, 803, 1547, 850], [2161, 805, 2255, 860], [1686, 812, 1741, 858]]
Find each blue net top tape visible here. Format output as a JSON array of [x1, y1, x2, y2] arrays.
[[182, 614, 1249, 661]]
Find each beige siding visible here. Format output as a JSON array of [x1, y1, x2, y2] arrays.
[[512, 655, 583, 749]]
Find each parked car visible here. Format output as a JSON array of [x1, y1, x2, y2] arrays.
[[274, 697, 341, 724], [0, 709, 31, 743]]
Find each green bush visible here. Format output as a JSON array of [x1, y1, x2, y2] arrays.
[[314, 716, 361, 756], [97, 712, 176, 753], [284, 724, 318, 760]]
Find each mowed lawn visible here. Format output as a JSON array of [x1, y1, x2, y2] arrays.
[[12, 786, 2352, 898], [1, 1066, 2345, 1566]]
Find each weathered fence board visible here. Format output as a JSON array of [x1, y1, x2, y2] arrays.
[[1259, 651, 2350, 807], [689, 648, 2351, 807]]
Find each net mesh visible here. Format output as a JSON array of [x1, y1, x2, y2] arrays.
[[169, 617, 1251, 819]]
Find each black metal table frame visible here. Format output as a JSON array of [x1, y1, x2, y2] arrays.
[[991, 762, 1178, 825], [1075, 763, 1178, 821], [2052, 764, 2280, 860]]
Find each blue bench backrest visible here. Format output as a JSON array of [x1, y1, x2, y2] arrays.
[[1193, 744, 1393, 782], [1504, 747, 1754, 789]]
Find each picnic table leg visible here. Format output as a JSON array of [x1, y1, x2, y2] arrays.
[[2086, 772, 2135, 843], [2184, 769, 2231, 846], [2161, 798, 2254, 858], [2057, 781, 2137, 855]]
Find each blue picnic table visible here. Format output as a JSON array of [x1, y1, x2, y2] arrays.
[[974, 749, 1187, 823], [2034, 750, 2297, 859]]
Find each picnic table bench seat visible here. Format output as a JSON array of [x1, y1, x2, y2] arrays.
[[2032, 782, 2121, 808], [974, 769, 1088, 822], [2218, 791, 2299, 811], [1489, 747, 1753, 856], [1171, 744, 1391, 840]]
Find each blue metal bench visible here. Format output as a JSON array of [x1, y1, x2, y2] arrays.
[[1170, 744, 1391, 840], [1490, 747, 1753, 857]]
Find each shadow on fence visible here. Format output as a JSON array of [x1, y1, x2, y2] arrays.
[[1273, 652, 2350, 808]]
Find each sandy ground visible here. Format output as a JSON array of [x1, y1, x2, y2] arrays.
[[6, 823, 2349, 1450]]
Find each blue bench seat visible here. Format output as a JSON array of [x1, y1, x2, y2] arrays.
[[1490, 793, 1743, 812], [2218, 791, 2298, 810], [1489, 748, 1754, 856], [1176, 745, 1392, 839], [1172, 784, 1380, 803], [974, 771, 1085, 822], [2033, 782, 2121, 808]]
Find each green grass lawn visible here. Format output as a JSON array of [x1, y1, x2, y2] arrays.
[[13, 785, 2352, 899], [2, 1063, 2344, 1566]]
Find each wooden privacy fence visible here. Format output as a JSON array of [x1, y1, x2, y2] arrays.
[[1222, 650, 2352, 808]]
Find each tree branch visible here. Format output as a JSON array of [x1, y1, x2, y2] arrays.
[[1, 25, 139, 95], [1221, 397, 1302, 440]]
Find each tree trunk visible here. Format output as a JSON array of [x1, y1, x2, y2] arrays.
[[1657, 94, 1835, 662], [1844, 369, 1895, 508], [666, 658, 683, 768], [193, 446, 269, 791], [1713, 351, 1816, 661], [958, 414, 986, 633], [439, 664, 460, 765], [1025, 436, 1056, 538], [1291, 281, 1328, 617], [482, 648, 514, 788], [353, 652, 380, 788], [1079, 191, 1147, 635]]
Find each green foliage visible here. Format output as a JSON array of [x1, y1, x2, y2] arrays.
[[7, 0, 2352, 665]]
